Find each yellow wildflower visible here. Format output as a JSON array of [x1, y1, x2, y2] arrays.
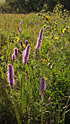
[[48, 59, 50, 61], [45, 77, 48, 80], [23, 44, 26, 48], [62, 28, 66, 33], [54, 28, 56, 31], [45, 16, 50, 22], [55, 37, 59, 40], [15, 36, 19, 42], [43, 59, 47, 62]]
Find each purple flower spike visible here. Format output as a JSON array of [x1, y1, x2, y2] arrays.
[[39, 28, 43, 40], [35, 28, 43, 53], [17, 25, 19, 31], [14, 48, 18, 57], [18, 29, 21, 34], [22, 44, 30, 66], [17, 26, 21, 34], [7, 64, 15, 88], [20, 20, 23, 27], [20, 40, 23, 48], [40, 77, 46, 93], [25, 40, 28, 46], [11, 54, 16, 65]]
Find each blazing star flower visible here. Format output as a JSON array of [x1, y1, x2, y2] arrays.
[[39, 28, 43, 40], [7, 64, 15, 88], [25, 40, 28, 46], [22, 44, 30, 66], [40, 77, 46, 93], [11, 54, 16, 65], [20, 40, 23, 48], [35, 28, 43, 53], [14, 48, 18, 57]]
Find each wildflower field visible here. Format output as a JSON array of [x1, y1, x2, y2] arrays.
[[0, 12, 70, 124]]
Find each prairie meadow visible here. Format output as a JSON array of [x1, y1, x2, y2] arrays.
[[0, 11, 70, 124]]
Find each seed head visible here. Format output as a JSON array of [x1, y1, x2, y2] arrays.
[[40, 77, 46, 93]]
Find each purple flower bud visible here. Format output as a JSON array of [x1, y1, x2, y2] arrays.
[[18, 29, 21, 34], [35, 28, 43, 53], [53, 46, 55, 49], [14, 48, 18, 57], [35, 27, 37, 30], [62, 34, 64, 37], [17, 26, 21, 34], [20, 20, 23, 27], [40, 77, 46, 93], [11, 54, 16, 65], [22, 44, 30, 66], [44, 28, 46, 32], [65, 44, 68, 48], [7, 64, 15, 88], [17, 25, 19, 31], [25, 40, 28, 46], [20, 40, 23, 48]]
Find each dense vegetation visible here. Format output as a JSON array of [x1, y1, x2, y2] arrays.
[[0, 0, 70, 13], [0, 8, 70, 123], [0, 0, 70, 123]]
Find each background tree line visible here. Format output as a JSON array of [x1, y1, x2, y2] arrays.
[[0, 0, 70, 13]]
